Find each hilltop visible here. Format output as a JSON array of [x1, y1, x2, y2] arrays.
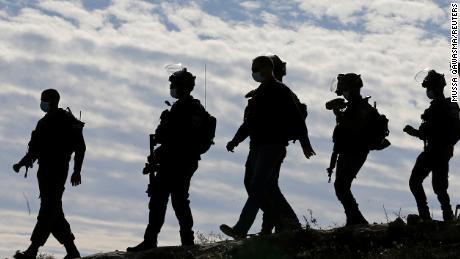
[[82, 218, 460, 259]]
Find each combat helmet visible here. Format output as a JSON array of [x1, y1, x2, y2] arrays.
[[169, 68, 196, 92], [421, 70, 446, 90], [267, 54, 286, 79], [334, 73, 363, 96]]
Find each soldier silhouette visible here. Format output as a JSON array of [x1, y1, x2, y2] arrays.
[[219, 55, 309, 237], [13, 89, 86, 259], [220, 56, 315, 239], [326, 73, 390, 226], [128, 68, 216, 252], [404, 70, 460, 221]]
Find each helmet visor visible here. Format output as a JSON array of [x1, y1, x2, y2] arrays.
[[330, 76, 345, 95], [330, 77, 338, 93], [414, 68, 430, 83], [165, 63, 184, 74]]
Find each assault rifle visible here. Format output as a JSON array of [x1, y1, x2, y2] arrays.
[[326, 151, 338, 183], [143, 134, 160, 197], [325, 98, 346, 183]]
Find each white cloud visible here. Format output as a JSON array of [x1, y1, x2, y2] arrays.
[[239, 1, 261, 11], [0, 0, 457, 257], [38, 0, 104, 29], [294, 0, 447, 32]]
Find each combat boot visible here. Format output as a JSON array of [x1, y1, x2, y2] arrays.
[[14, 243, 39, 259], [126, 240, 157, 252], [260, 214, 275, 235], [259, 226, 273, 235], [442, 206, 454, 222], [63, 241, 80, 259], [180, 230, 195, 246], [219, 224, 246, 239], [63, 252, 80, 259], [13, 250, 37, 259], [417, 205, 432, 221], [345, 207, 368, 226]]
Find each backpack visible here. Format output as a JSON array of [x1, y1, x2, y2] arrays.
[[286, 90, 308, 142], [365, 101, 390, 151], [193, 107, 217, 155], [65, 107, 85, 130], [65, 107, 85, 151], [295, 98, 308, 120]]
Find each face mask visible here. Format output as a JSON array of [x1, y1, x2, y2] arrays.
[[252, 72, 264, 83], [40, 101, 50, 113], [426, 89, 435, 99], [170, 88, 179, 99]]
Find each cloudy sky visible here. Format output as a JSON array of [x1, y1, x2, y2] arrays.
[[0, 0, 457, 257]]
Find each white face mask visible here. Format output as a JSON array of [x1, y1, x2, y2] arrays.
[[170, 88, 179, 99], [40, 101, 50, 113], [252, 72, 264, 83]]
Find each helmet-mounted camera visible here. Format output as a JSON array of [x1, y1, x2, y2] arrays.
[[330, 73, 363, 96]]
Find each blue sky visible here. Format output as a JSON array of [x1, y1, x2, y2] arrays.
[[0, 0, 457, 257]]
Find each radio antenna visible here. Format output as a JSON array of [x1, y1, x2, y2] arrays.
[[204, 64, 207, 110]]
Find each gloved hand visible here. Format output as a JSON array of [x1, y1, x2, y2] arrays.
[[302, 143, 316, 159], [13, 163, 22, 173], [403, 125, 418, 136], [71, 172, 81, 186], [226, 140, 238, 152]]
